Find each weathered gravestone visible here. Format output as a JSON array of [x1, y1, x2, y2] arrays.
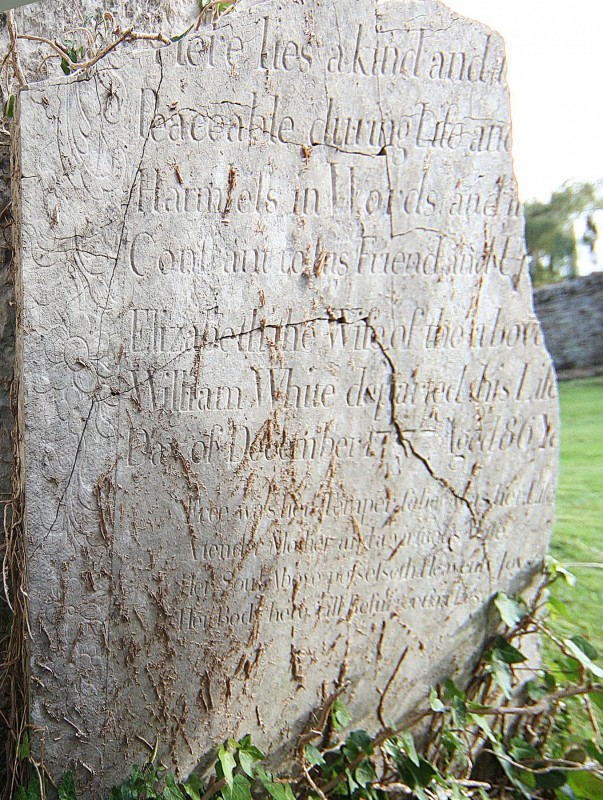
[[12, 0, 558, 792]]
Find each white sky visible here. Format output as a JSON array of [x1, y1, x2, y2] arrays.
[[447, 0, 603, 201]]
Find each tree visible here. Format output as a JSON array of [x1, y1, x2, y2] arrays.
[[524, 181, 603, 286]]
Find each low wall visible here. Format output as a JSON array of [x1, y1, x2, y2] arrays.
[[533, 272, 603, 378]]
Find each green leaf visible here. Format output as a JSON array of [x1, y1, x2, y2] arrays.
[[238, 736, 264, 760], [491, 636, 528, 664], [343, 729, 373, 760], [442, 679, 465, 701], [494, 593, 526, 627], [222, 774, 251, 800], [355, 760, 376, 788], [451, 696, 467, 729], [238, 740, 264, 777], [218, 744, 237, 787], [584, 741, 603, 766], [17, 733, 30, 760], [564, 639, 603, 678], [509, 738, 540, 762], [489, 658, 513, 700], [557, 654, 582, 683], [590, 691, 603, 714], [407, 758, 438, 789], [468, 714, 496, 743], [399, 731, 419, 767], [171, 24, 194, 42], [441, 729, 467, 763], [429, 688, 446, 712], [491, 742, 531, 799], [303, 744, 325, 767], [58, 772, 77, 800], [182, 774, 205, 800], [546, 557, 576, 586], [257, 768, 296, 800], [524, 680, 545, 702], [567, 770, 603, 800], [3, 94, 15, 120], [17, 777, 41, 800], [572, 636, 599, 662], [331, 699, 352, 730], [163, 773, 186, 800], [547, 595, 571, 620], [546, 766, 570, 789], [60, 58, 72, 75]]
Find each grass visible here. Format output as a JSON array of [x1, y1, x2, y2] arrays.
[[547, 376, 603, 656]]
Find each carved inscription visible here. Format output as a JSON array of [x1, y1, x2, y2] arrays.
[[14, 0, 558, 795]]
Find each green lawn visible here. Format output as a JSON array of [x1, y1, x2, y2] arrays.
[[548, 376, 603, 655]]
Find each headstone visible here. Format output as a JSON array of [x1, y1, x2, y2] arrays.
[[12, 0, 558, 793]]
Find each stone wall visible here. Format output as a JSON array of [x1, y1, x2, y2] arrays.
[[533, 272, 603, 377]]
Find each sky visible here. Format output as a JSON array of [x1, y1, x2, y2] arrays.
[[447, 0, 603, 202]]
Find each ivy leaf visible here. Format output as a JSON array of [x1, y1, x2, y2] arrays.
[[429, 688, 446, 712], [256, 768, 296, 800], [441, 728, 467, 761], [567, 770, 603, 800], [489, 658, 513, 699], [303, 744, 325, 767], [491, 742, 531, 799], [171, 24, 194, 42], [163, 774, 185, 800], [222, 774, 251, 800], [182, 774, 205, 800], [547, 595, 571, 620], [3, 94, 15, 120], [343, 730, 373, 760], [525, 680, 547, 702], [571, 636, 599, 662], [331, 699, 352, 730], [494, 593, 526, 628], [238, 738, 264, 778], [584, 741, 603, 766], [355, 759, 376, 788], [442, 679, 465, 702], [451, 696, 467, 730], [468, 714, 496, 743], [509, 737, 540, 762], [564, 639, 603, 678], [58, 773, 77, 800], [406, 758, 438, 789], [534, 770, 567, 790], [399, 731, 419, 767], [217, 744, 237, 787], [491, 637, 527, 665], [546, 557, 576, 586], [17, 733, 30, 760], [590, 691, 603, 714]]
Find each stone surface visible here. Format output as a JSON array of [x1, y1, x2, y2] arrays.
[[0, 2, 197, 780], [13, 0, 558, 793], [0, 0, 198, 80], [534, 272, 603, 377]]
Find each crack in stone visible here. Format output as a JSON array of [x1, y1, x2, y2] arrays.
[[113, 312, 361, 399], [95, 51, 165, 359], [364, 318, 479, 527], [31, 399, 95, 555]]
